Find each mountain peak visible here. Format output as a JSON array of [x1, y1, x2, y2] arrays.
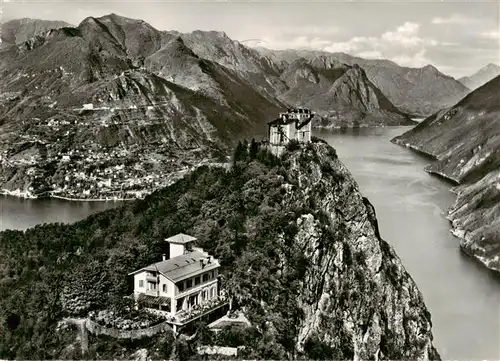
[[479, 63, 500, 74], [190, 29, 229, 40], [459, 63, 500, 90], [97, 13, 147, 25], [422, 64, 439, 72], [79, 16, 98, 26]]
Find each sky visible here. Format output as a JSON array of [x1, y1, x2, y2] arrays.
[[2, 0, 499, 78]]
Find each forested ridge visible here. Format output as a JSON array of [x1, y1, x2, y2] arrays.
[[0, 138, 439, 360], [0, 138, 337, 359]]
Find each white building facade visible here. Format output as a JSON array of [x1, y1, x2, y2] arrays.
[[129, 234, 223, 324], [268, 107, 314, 155]]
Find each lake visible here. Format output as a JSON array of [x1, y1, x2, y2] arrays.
[[1, 126, 499, 359], [0, 195, 123, 230], [316, 127, 500, 360]]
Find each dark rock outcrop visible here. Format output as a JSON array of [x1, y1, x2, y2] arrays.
[[392, 75, 500, 273], [279, 142, 440, 359]]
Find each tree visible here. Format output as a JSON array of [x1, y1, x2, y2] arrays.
[[249, 138, 259, 159], [232, 141, 248, 164]]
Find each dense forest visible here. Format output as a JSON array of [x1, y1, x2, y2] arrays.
[[0, 138, 348, 359], [0, 137, 439, 360]]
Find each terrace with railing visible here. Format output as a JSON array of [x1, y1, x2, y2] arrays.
[[143, 294, 228, 326]]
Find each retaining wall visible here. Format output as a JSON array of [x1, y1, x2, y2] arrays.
[[85, 319, 173, 339]]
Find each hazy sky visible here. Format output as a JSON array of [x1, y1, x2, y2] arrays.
[[2, 0, 499, 78]]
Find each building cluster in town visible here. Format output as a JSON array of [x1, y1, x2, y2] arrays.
[[1, 106, 313, 199], [0, 105, 221, 199]]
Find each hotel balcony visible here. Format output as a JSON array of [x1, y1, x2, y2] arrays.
[[173, 294, 228, 325], [142, 294, 228, 327]]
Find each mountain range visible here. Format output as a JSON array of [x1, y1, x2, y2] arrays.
[[0, 14, 479, 199], [392, 75, 500, 273], [0, 18, 72, 47], [458, 63, 500, 91], [255, 48, 471, 117]]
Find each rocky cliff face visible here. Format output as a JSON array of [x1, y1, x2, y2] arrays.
[[275, 141, 439, 359], [279, 60, 413, 128], [391, 75, 500, 273]]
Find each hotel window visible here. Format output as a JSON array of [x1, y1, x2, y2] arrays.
[[178, 282, 185, 292], [148, 282, 156, 290], [139, 280, 144, 288], [162, 284, 167, 293], [195, 276, 201, 286], [203, 273, 209, 282], [176, 298, 184, 312], [186, 279, 193, 289], [211, 270, 215, 279], [202, 290, 207, 300], [210, 288, 214, 298]]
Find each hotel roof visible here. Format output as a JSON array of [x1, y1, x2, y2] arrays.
[[128, 250, 220, 282]]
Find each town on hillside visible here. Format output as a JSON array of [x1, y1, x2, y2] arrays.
[[1, 107, 314, 200]]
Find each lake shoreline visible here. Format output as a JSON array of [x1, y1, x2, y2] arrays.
[[314, 122, 418, 130], [1, 189, 136, 202], [389, 136, 496, 277], [50, 194, 136, 202], [318, 126, 500, 359]]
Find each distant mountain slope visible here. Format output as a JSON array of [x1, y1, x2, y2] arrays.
[[179, 30, 281, 75], [147, 34, 410, 125], [255, 47, 471, 117], [0, 18, 72, 47], [278, 59, 413, 127], [0, 13, 460, 199], [458, 63, 500, 91], [392, 76, 500, 273], [0, 14, 284, 199]]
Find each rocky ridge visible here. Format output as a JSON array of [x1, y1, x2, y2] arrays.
[[391, 75, 500, 273], [278, 59, 413, 127]]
